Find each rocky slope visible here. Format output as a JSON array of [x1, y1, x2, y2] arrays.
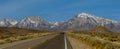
[[56, 13, 120, 32]]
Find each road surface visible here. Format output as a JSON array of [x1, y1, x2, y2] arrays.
[[0, 33, 72, 49]]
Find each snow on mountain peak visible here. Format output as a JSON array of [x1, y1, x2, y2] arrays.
[[54, 22, 59, 26], [77, 13, 118, 23], [79, 13, 88, 15], [66, 13, 120, 29], [26, 17, 43, 22], [20, 16, 46, 24], [77, 13, 100, 19], [0, 20, 5, 26], [0, 13, 120, 32], [77, 13, 92, 17], [0, 19, 18, 27], [9, 20, 18, 25]]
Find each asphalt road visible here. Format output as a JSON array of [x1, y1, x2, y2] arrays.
[[32, 33, 73, 49], [0, 33, 73, 49], [0, 34, 57, 49], [32, 34, 65, 49]]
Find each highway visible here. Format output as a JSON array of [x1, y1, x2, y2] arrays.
[[0, 33, 73, 49]]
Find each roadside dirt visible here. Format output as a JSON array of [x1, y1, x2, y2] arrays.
[[68, 36, 92, 49]]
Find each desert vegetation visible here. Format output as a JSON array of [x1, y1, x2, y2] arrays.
[[0, 27, 54, 45], [67, 26, 120, 49]]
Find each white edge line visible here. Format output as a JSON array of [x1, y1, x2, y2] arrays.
[[64, 34, 67, 49]]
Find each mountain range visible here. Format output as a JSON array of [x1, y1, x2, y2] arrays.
[[0, 13, 120, 32]]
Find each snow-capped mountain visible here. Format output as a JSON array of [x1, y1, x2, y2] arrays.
[[0, 19, 18, 27], [0, 13, 120, 32], [17, 17, 50, 30], [49, 22, 59, 28], [49, 22, 64, 31], [56, 13, 120, 32], [49, 22, 65, 28]]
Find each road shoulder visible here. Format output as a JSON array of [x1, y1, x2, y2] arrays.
[[68, 36, 92, 49]]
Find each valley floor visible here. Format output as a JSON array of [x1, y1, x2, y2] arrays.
[[1, 31, 120, 49]]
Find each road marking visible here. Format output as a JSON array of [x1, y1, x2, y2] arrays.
[[64, 34, 67, 49]]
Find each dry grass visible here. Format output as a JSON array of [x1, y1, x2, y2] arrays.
[[67, 26, 120, 49], [67, 32, 120, 49], [0, 27, 55, 45]]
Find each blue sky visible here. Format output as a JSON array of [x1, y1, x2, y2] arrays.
[[0, 0, 120, 22]]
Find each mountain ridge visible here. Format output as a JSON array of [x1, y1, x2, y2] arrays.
[[0, 13, 120, 32]]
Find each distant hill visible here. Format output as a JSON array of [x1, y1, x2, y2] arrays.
[[0, 27, 45, 36], [91, 26, 112, 33]]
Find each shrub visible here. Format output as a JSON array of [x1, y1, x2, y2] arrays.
[[67, 32, 120, 49]]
